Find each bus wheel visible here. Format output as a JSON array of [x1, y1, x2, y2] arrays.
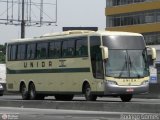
[[120, 94, 132, 102], [20, 83, 29, 100], [84, 83, 97, 101], [29, 83, 36, 100]]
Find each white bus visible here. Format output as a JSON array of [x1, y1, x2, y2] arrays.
[[6, 30, 156, 102]]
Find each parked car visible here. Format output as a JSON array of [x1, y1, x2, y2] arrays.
[[0, 83, 4, 96]]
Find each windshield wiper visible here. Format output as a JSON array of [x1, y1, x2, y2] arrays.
[[128, 56, 141, 78], [119, 55, 128, 77]]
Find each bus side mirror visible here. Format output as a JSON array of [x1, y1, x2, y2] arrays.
[[147, 46, 156, 60], [100, 46, 108, 59], [151, 48, 156, 60]]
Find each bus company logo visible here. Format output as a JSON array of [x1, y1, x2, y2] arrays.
[[123, 79, 136, 83], [59, 60, 66, 67]]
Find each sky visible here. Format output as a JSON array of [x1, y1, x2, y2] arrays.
[[0, 0, 106, 44]]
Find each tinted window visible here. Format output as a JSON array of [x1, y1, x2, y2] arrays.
[[49, 42, 55, 58], [62, 40, 75, 57], [55, 42, 61, 58], [10, 45, 17, 61], [17, 44, 26, 60], [49, 41, 62, 58], [36, 42, 48, 59], [76, 38, 88, 57], [27, 43, 36, 59], [90, 36, 103, 79], [7, 45, 11, 61]]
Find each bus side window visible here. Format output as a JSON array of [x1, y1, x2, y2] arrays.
[[27, 43, 36, 60], [36, 42, 48, 59], [7, 45, 11, 61], [54, 41, 61, 58], [17, 44, 26, 60], [49, 42, 55, 58], [62, 40, 75, 58], [90, 36, 104, 79], [76, 37, 88, 57], [10, 45, 17, 61]]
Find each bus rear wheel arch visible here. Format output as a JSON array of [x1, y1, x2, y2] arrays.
[[20, 82, 29, 100], [82, 82, 97, 101]]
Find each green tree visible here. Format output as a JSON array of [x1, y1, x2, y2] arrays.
[[0, 44, 6, 63]]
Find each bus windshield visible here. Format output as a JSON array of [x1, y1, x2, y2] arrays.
[[105, 49, 149, 78], [102, 35, 149, 78]]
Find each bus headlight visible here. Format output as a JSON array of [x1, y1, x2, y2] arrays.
[[141, 80, 149, 85], [107, 80, 118, 85]]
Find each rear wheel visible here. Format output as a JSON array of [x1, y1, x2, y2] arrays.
[[84, 83, 97, 101], [28, 83, 36, 100], [120, 94, 132, 102], [21, 84, 29, 100]]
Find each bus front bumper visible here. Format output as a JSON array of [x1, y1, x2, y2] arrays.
[[104, 82, 149, 95]]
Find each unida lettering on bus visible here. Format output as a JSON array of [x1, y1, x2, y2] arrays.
[[24, 61, 52, 68]]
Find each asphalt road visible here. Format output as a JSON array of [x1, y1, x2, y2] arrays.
[[0, 94, 160, 104], [0, 107, 159, 120], [0, 95, 159, 117]]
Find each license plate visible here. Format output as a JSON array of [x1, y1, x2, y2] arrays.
[[126, 88, 134, 92]]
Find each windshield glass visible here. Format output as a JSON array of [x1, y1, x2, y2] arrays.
[[105, 49, 149, 78]]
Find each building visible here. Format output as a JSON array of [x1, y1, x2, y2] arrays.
[[106, 0, 160, 63], [106, 0, 160, 97]]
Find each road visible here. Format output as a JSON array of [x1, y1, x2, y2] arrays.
[[0, 107, 159, 120], [0, 94, 160, 104], [0, 107, 120, 120], [0, 95, 159, 120]]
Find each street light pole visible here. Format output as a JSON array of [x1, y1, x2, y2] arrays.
[[21, 0, 25, 38]]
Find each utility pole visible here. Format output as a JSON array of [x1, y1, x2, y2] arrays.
[[21, 0, 25, 38]]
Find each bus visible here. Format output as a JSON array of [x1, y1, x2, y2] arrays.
[[6, 30, 156, 102]]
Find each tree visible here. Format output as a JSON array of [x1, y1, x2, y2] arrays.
[[0, 44, 6, 63]]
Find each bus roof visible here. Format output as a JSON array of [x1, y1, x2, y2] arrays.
[[8, 30, 143, 44]]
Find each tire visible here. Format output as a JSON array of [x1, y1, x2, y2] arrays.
[[55, 95, 74, 101], [84, 83, 97, 101], [120, 94, 132, 102], [28, 83, 36, 100], [21, 84, 29, 100]]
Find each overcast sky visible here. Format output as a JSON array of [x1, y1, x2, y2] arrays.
[[0, 0, 105, 44]]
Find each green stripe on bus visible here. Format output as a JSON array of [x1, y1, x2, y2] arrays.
[[7, 68, 90, 74]]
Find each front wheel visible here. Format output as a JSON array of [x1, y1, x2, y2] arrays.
[[120, 94, 132, 102], [84, 83, 97, 101]]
